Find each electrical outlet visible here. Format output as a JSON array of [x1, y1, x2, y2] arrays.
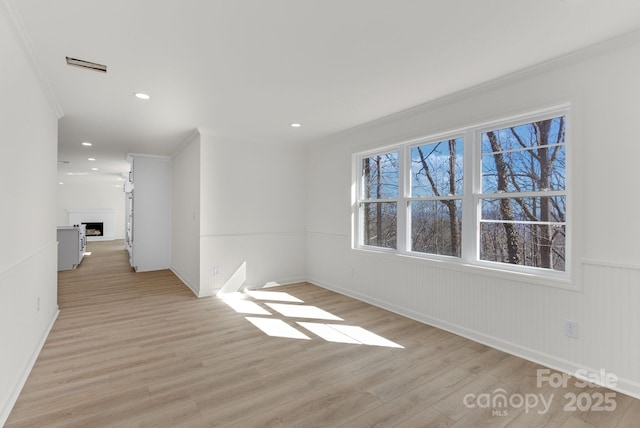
[[564, 320, 578, 338], [213, 266, 220, 276], [37, 297, 40, 312]]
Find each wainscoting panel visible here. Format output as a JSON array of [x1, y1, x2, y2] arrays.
[[200, 232, 307, 297], [307, 232, 640, 399], [0, 242, 59, 425]]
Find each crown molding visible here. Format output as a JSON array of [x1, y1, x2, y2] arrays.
[[169, 127, 202, 158], [0, 0, 63, 119], [310, 27, 640, 148]]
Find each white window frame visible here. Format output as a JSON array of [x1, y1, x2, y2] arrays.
[[353, 105, 571, 283], [405, 134, 465, 258], [355, 149, 401, 253]]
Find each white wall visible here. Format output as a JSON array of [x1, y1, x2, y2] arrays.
[[57, 182, 125, 239], [306, 32, 640, 398], [171, 132, 201, 294], [129, 154, 172, 272], [0, 6, 60, 425], [199, 132, 307, 296]]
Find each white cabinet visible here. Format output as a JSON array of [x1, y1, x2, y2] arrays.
[[126, 154, 171, 272], [57, 225, 86, 270]]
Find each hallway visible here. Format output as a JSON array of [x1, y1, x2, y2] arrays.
[[6, 241, 640, 427]]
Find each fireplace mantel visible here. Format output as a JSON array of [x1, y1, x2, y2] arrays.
[[67, 209, 115, 241]]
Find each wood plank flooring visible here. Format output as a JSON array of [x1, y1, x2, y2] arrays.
[[6, 240, 640, 427]]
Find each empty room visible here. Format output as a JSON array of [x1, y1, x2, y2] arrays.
[[2, 0, 640, 426]]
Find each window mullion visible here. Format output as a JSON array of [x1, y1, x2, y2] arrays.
[[354, 107, 569, 278], [461, 129, 478, 264], [396, 145, 408, 253]]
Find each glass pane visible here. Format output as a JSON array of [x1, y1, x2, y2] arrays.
[[479, 222, 565, 271], [481, 196, 566, 223], [481, 116, 565, 153], [410, 200, 462, 257], [411, 138, 463, 197], [481, 116, 566, 193], [361, 152, 399, 200], [361, 202, 397, 249]]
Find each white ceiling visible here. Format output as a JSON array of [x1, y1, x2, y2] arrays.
[[11, 0, 640, 185]]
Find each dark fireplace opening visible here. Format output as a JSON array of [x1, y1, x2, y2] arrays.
[[82, 222, 104, 237]]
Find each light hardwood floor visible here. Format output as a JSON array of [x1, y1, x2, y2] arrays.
[[6, 240, 640, 427]]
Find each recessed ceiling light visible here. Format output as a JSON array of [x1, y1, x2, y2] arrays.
[[135, 92, 150, 100], [88, 158, 96, 161], [290, 123, 302, 128], [58, 182, 64, 185], [81, 142, 92, 146], [91, 167, 99, 171]]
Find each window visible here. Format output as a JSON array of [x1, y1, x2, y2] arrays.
[[355, 108, 569, 278], [409, 138, 463, 257], [479, 117, 566, 271], [359, 151, 399, 249]]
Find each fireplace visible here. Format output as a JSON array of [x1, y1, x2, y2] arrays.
[[68, 210, 115, 241], [82, 222, 104, 237]]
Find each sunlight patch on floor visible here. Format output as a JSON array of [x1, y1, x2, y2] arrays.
[[265, 303, 343, 321], [329, 324, 404, 348], [245, 317, 311, 340], [223, 299, 272, 315], [297, 322, 361, 344], [298, 322, 403, 348], [225, 288, 404, 349], [246, 290, 304, 303]]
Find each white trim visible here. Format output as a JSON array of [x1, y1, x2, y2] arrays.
[[353, 106, 571, 285], [582, 259, 640, 271], [350, 244, 575, 290], [307, 277, 640, 400], [479, 219, 566, 226], [485, 142, 564, 157], [170, 128, 201, 158], [396, 145, 408, 252], [0, 308, 59, 427], [472, 104, 571, 135], [170, 267, 199, 297], [127, 153, 171, 160], [309, 28, 640, 149], [199, 230, 307, 239], [199, 277, 308, 299], [0, 0, 63, 118], [0, 241, 57, 279], [480, 190, 565, 199], [243, 277, 308, 291]]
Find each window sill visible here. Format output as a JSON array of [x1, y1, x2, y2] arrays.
[[352, 246, 578, 291]]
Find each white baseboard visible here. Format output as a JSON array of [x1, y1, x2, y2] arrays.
[[1, 308, 59, 427], [243, 277, 308, 290], [212, 277, 308, 298], [308, 277, 640, 401], [170, 267, 199, 297]]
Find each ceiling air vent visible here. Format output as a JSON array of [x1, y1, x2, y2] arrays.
[[65, 57, 107, 73]]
